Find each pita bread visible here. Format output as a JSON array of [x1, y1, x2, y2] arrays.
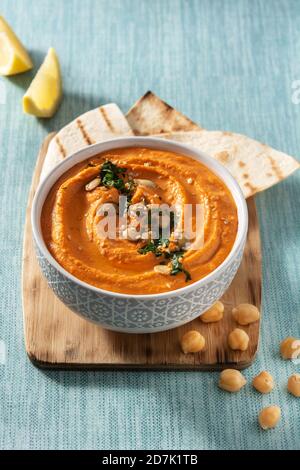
[[127, 91, 200, 135], [41, 103, 133, 180], [42, 91, 299, 198], [151, 130, 299, 198], [128, 92, 299, 198]]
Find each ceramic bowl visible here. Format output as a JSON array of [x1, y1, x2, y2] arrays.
[[31, 137, 248, 333]]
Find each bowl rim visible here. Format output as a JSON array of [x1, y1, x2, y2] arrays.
[[31, 136, 248, 300]]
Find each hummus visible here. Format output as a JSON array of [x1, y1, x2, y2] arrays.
[[42, 147, 238, 294]]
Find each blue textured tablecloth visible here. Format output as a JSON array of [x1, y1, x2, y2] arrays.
[[0, 0, 299, 450]]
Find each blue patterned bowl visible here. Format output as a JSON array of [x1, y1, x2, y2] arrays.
[[32, 137, 248, 333]]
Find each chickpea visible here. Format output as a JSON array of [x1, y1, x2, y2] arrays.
[[258, 405, 281, 430], [232, 303, 260, 325], [252, 371, 274, 394], [180, 330, 205, 354], [200, 301, 224, 323], [218, 369, 247, 392], [280, 337, 300, 359], [287, 374, 300, 397], [228, 328, 249, 351]]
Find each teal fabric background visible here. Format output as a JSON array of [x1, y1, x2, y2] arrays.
[[0, 0, 299, 450]]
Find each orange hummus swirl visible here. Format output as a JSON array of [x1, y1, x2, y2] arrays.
[[42, 147, 238, 294]]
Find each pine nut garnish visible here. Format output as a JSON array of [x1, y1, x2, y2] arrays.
[[85, 177, 100, 191], [187, 177, 193, 184], [154, 265, 171, 274], [134, 178, 156, 188]]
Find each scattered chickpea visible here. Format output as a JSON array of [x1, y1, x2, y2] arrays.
[[200, 301, 224, 323], [287, 374, 300, 397], [228, 328, 249, 351], [258, 405, 281, 430], [280, 337, 300, 359], [218, 369, 247, 392], [252, 371, 274, 394], [180, 330, 205, 354], [232, 303, 260, 325]]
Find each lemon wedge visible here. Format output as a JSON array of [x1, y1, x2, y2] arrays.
[[23, 47, 62, 118], [0, 16, 33, 75]]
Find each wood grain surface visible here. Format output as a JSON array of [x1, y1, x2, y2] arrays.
[[22, 133, 261, 370]]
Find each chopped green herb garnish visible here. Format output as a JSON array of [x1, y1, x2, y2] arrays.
[[169, 251, 191, 282], [138, 238, 191, 281], [100, 161, 126, 190], [138, 238, 169, 256], [99, 160, 135, 199], [158, 238, 170, 248]]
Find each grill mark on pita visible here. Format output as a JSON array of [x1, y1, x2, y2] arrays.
[[267, 172, 273, 177], [216, 151, 230, 163], [99, 107, 115, 133], [76, 119, 94, 145], [160, 101, 173, 112], [244, 182, 257, 193], [142, 90, 152, 100], [268, 156, 284, 180], [243, 173, 249, 179], [55, 136, 66, 158], [238, 161, 246, 168]]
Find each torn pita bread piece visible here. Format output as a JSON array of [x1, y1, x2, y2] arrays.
[[127, 91, 200, 135], [152, 130, 300, 198], [127, 91, 299, 198], [41, 103, 133, 180]]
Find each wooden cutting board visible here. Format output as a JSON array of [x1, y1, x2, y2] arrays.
[[22, 133, 261, 370]]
